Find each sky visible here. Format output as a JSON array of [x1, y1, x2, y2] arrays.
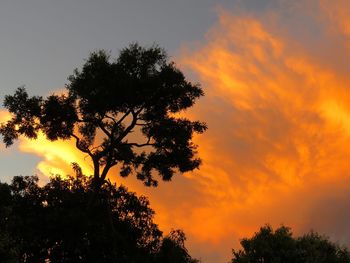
[[2, 0, 350, 262]]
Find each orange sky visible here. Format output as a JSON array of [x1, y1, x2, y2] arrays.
[[3, 1, 350, 262]]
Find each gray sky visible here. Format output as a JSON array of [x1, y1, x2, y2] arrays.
[[0, 0, 228, 180], [0, 0, 222, 95]]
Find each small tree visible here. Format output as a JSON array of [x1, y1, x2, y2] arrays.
[[156, 229, 200, 263], [231, 225, 350, 263], [0, 43, 206, 188]]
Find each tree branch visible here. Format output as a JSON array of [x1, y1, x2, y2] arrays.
[[135, 122, 147, 126], [70, 133, 94, 158], [99, 110, 133, 141], [97, 121, 112, 138], [104, 114, 118, 124], [126, 142, 155, 148], [113, 110, 132, 127], [100, 163, 112, 181], [89, 107, 145, 166], [125, 136, 154, 148], [112, 107, 144, 144]]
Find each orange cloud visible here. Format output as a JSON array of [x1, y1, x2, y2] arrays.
[[177, 6, 350, 261], [18, 133, 93, 178], [320, 0, 350, 37], [0, 110, 11, 121]]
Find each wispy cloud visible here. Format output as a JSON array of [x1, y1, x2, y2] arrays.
[[177, 1, 350, 260], [18, 133, 93, 178]]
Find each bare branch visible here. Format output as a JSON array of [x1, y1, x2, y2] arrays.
[[95, 107, 144, 161], [101, 110, 132, 140], [114, 110, 132, 127], [125, 136, 154, 148], [97, 121, 112, 138], [104, 114, 118, 124], [100, 163, 112, 181], [70, 133, 94, 158], [114, 108, 144, 144], [135, 122, 147, 126], [126, 142, 155, 148]]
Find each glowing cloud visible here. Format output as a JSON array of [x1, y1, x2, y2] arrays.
[[18, 133, 93, 178], [176, 3, 350, 261]]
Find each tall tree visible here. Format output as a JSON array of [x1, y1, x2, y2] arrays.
[[0, 43, 206, 188]]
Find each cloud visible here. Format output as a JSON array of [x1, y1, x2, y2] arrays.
[[320, 0, 350, 37], [18, 133, 93, 179], [177, 3, 350, 261], [6, 2, 350, 262]]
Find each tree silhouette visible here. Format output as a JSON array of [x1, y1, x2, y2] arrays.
[[0, 183, 17, 263], [0, 43, 206, 188], [155, 229, 200, 263], [231, 225, 350, 263], [0, 173, 163, 262], [0, 168, 202, 262]]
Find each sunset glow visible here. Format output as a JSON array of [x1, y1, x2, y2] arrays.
[[3, 1, 350, 262]]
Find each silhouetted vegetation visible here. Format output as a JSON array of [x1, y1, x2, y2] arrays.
[[0, 43, 206, 190], [0, 43, 205, 263], [0, 171, 199, 263], [231, 225, 350, 263], [155, 230, 200, 263]]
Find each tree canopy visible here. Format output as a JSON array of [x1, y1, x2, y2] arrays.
[[0, 43, 206, 188], [155, 229, 200, 263], [0, 172, 199, 263], [231, 225, 350, 263]]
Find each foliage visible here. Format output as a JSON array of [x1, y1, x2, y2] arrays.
[[0, 43, 206, 187], [0, 172, 200, 262], [155, 229, 200, 263], [0, 173, 162, 262], [231, 225, 350, 263], [0, 183, 17, 263]]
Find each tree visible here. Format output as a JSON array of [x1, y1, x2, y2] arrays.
[[0, 183, 17, 263], [0, 173, 163, 262], [0, 43, 206, 188], [0, 172, 201, 263], [297, 232, 350, 263], [155, 229, 200, 263], [231, 225, 350, 263]]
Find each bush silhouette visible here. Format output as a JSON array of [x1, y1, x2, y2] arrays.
[[231, 225, 350, 263], [0, 172, 199, 262]]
